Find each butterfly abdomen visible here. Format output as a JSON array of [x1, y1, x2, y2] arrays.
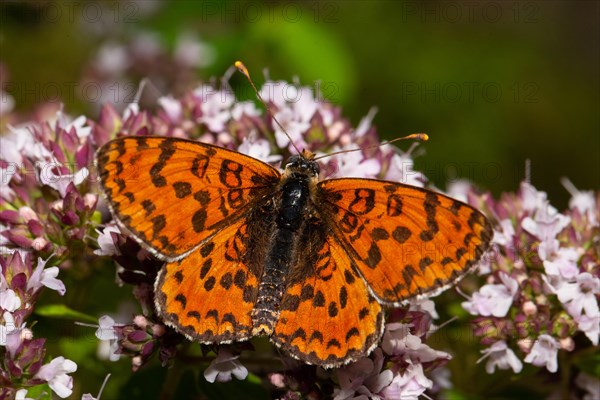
[[252, 174, 314, 335]]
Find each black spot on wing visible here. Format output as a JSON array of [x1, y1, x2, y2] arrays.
[[402, 264, 417, 288], [173, 270, 184, 284], [141, 199, 156, 216], [419, 257, 433, 272], [392, 226, 412, 243], [204, 276, 216, 291], [201, 242, 215, 257], [199, 259, 212, 279], [173, 181, 192, 198], [345, 327, 360, 342], [175, 294, 187, 309], [220, 272, 233, 290], [313, 291, 325, 307]]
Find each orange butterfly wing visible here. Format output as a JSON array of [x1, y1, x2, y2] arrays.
[[96, 137, 281, 260], [317, 179, 492, 305], [97, 135, 492, 367], [155, 218, 258, 343], [271, 234, 383, 367]]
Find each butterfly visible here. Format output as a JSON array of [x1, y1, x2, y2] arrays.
[[95, 135, 492, 368]]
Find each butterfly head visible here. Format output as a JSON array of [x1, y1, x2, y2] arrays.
[[284, 150, 320, 179]]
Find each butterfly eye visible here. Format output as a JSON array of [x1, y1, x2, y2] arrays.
[[284, 155, 301, 169], [283, 155, 320, 178]]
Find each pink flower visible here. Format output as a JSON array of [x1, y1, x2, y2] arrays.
[[38, 161, 89, 198], [492, 219, 516, 246], [521, 205, 570, 260], [408, 298, 439, 320], [237, 135, 282, 164], [0, 167, 17, 201], [330, 146, 381, 179], [157, 95, 183, 123], [384, 152, 425, 187], [259, 81, 317, 150], [520, 182, 555, 215], [0, 125, 51, 164], [195, 86, 235, 132], [381, 323, 450, 363], [556, 272, 600, 319], [231, 101, 260, 120], [95, 315, 121, 361], [562, 177, 598, 226], [477, 341, 523, 374], [259, 80, 292, 108], [0, 288, 21, 312], [543, 247, 580, 280], [27, 256, 66, 296], [203, 348, 248, 383], [5, 325, 33, 358], [576, 314, 599, 346], [122, 102, 139, 121], [446, 180, 473, 203], [523, 334, 560, 373], [0, 310, 16, 346], [333, 348, 392, 400], [352, 107, 377, 138], [380, 361, 432, 400], [462, 272, 519, 317], [94, 225, 121, 256], [58, 114, 92, 139], [35, 356, 78, 398]]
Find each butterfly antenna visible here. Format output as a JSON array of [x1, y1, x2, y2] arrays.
[[234, 61, 302, 155], [313, 133, 429, 161]]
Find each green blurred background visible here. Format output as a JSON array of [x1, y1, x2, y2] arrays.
[[2, 0, 598, 208], [1, 1, 598, 398]]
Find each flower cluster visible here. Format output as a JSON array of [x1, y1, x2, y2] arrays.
[[2, 56, 598, 397], [1, 110, 97, 257], [0, 252, 76, 398], [456, 179, 599, 395], [1, 103, 100, 398], [334, 305, 451, 400]]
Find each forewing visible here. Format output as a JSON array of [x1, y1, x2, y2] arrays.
[[318, 179, 492, 305], [96, 136, 281, 260], [271, 230, 383, 368], [155, 218, 258, 343]]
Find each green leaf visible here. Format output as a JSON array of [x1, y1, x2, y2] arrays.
[[35, 304, 97, 323], [229, 11, 356, 105], [24, 383, 53, 400]]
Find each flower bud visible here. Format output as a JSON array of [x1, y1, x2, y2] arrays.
[[522, 301, 537, 316], [560, 337, 574, 351]]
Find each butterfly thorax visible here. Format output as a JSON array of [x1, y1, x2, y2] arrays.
[[251, 155, 320, 336]]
